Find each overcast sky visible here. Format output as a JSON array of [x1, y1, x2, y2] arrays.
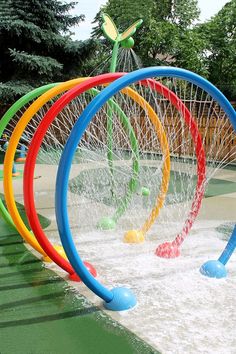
[[69, 0, 229, 40]]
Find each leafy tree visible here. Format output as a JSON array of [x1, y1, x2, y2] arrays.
[[93, 0, 152, 34], [0, 0, 97, 102], [92, 0, 207, 74], [200, 0, 236, 99]]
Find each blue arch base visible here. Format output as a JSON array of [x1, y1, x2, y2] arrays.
[[200, 225, 236, 278], [200, 260, 227, 279], [104, 287, 137, 311]]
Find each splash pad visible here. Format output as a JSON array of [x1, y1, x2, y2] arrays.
[[0, 12, 236, 319]]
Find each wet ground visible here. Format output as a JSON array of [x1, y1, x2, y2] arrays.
[[0, 218, 157, 354], [1, 163, 236, 353]]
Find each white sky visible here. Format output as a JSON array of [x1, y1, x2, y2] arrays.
[[69, 0, 229, 40]]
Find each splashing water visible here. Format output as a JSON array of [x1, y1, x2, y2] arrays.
[[2, 53, 236, 353]]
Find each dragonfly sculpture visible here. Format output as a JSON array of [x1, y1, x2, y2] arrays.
[[101, 13, 143, 72]]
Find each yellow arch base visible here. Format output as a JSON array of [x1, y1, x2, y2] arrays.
[[3, 77, 171, 260], [124, 230, 145, 243], [43, 245, 68, 262]]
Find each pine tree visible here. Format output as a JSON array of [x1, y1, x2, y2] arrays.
[[0, 0, 97, 102]]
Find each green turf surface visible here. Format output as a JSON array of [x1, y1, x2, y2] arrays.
[[205, 178, 236, 197], [0, 218, 158, 354], [0, 193, 51, 230]]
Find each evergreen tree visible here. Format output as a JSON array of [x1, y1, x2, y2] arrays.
[[0, 0, 97, 102]]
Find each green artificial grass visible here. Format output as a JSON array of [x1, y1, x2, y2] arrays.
[[0, 219, 158, 354]]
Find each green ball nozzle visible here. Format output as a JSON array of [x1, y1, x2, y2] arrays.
[[141, 187, 150, 197], [121, 37, 135, 49]]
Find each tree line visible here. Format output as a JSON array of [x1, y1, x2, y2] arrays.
[[0, 0, 235, 103]]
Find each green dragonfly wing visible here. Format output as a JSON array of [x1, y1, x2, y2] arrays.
[[101, 13, 119, 42], [120, 19, 143, 41]]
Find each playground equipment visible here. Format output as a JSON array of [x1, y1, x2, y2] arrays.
[[3, 16, 178, 282], [16, 134, 28, 162], [2, 79, 100, 280], [0, 84, 56, 227], [5, 75, 173, 279], [1, 14, 236, 312], [0, 133, 20, 178], [22, 72, 195, 310], [101, 13, 143, 71], [98, 14, 143, 230], [23, 72, 207, 256], [54, 67, 236, 309]]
